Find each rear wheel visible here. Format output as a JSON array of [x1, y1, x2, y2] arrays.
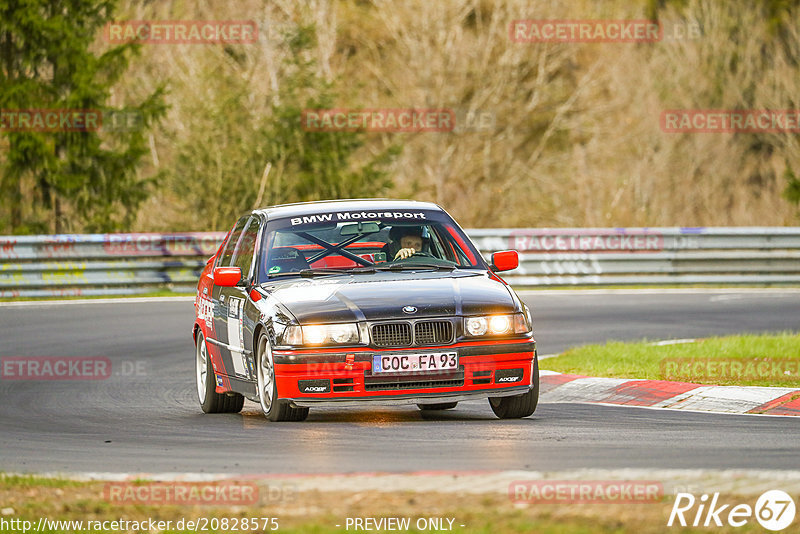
[[417, 402, 458, 411], [256, 332, 308, 422], [196, 331, 244, 413], [489, 357, 539, 419]]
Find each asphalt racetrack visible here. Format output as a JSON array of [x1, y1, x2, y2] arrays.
[[1, 289, 799, 474]]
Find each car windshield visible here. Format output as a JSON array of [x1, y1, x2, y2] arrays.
[[258, 209, 483, 280]]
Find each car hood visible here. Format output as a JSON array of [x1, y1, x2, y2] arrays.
[[261, 271, 517, 323]]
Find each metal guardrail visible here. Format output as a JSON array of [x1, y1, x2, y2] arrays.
[[1, 228, 799, 297], [0, 233, 226, 298], [470, 227, 800, 286]]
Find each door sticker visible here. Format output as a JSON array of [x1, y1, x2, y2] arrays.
[[226, 297, 248, 377]]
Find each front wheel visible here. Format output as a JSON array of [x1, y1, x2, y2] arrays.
[[196, 331, 243, 414], [489, 358, 539, 419], [256, 332, 308, 422]]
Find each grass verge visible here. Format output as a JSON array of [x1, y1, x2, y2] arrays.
[[542, 332, 800, 387], [0, 475, 775, 534]]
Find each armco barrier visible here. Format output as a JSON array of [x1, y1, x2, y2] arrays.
[[471, 227, 800, 286], [0, 233, 226, 298], [1, 228, 799, 297]]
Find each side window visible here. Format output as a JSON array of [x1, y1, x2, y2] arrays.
[[432, 226, 471, 267], [232, 216, 262, 280], [217, 217, 248, 267]]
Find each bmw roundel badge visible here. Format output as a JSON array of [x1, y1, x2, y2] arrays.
[[402, 305, 417, 314]]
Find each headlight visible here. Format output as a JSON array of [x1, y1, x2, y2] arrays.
[[464, 313, 531, 337], [465, 317, 488, 336], [282, 323, 361, 346], [303, 325, 327, 345], [489, 315, 511, 334]]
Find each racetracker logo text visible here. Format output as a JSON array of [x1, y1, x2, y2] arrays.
[[104, 482, 259, 506], [104, 20, 258, 44], [0, 109, 101, 132], [301, 109, 455, 132], [102, 233, 223, 256], [660, 358, 800, 383], [508, 230, 664, 253], [661, 110, 800, 133], [0, 109, 145, 132], [509, 480, 663, 504], [510, 20, 661, 43], [1, 357, 111, 380]]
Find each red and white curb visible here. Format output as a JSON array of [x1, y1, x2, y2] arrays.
[[540, 371, 800, 416]]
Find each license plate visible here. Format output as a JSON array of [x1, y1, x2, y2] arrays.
[[372, 352, 458, 374]]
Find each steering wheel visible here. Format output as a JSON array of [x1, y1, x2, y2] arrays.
[[395, 251, 434, 261]]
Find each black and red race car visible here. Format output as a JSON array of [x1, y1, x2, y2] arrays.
[[193, 199, 538, 421]]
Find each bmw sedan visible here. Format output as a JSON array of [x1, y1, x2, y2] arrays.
[[193, 199, 538, 421]]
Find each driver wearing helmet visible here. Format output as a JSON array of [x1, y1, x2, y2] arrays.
[[382, 226, 425, 260]]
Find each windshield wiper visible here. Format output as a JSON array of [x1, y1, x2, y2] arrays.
[[347, 265, 379, 274], [268, 267, 376, 278], [267, 268, 343, 278], [375, 263, 456, 271], [267, 264, 455, 278]]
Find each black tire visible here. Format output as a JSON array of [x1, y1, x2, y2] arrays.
[[417, 402, 458, 411], [196, 331, 244, 414], [256, 332, 309, 422], [489, 357, 539, 419]]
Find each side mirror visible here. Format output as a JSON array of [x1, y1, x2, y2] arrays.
[[491, 250, 519, 272], [213, 266, 243, 287]]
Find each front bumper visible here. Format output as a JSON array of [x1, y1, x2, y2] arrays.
[[287, 386, 531, 408], [273, 338, 536, 407]]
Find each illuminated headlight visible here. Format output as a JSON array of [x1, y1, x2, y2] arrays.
[[490, 315, 511, 334], [282, 324, 360, 346], [464, 314, 531, 337]]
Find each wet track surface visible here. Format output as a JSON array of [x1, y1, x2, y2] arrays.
[[1, 290, 799, 474]]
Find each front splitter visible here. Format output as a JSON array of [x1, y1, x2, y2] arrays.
[[286, 385, 532, 408]]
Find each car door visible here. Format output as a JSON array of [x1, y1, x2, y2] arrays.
[[214, 215, 263, 381], [211, 216, 247, 378]]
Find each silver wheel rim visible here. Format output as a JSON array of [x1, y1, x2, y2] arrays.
[[196, 334, 208, 402], [257, 336, 275, 413]]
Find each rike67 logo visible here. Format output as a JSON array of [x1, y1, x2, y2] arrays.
[[668, 490, 796, 531]]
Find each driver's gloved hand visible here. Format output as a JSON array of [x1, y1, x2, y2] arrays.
[[394, 247, 417, 260]]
